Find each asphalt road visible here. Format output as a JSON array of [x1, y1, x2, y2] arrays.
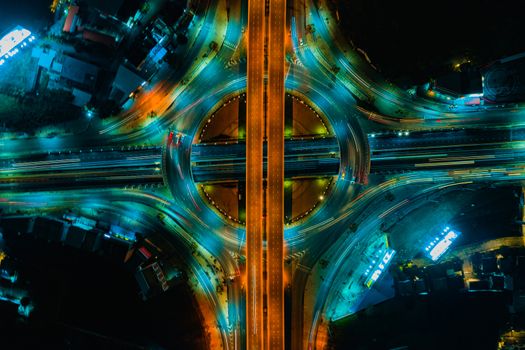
[[246, 0, 265, 348], [266, 0, 286, 348]]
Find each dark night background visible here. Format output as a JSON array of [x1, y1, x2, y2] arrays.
[[335, 0, 525, 87], [0, 1, 52, 31]]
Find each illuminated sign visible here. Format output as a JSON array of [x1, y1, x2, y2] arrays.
[[364, 248, 396, 288], [0, 26, 34, 66], [425, 227, 460, 261]]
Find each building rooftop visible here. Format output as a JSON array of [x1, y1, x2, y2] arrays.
[[32, 47, 57, 70], [111, 64, 145, 102], [63, 5, 80, 33], [82, 29, 116, 48], [72, 88, 92, 107], [60, 55, 99, 89]]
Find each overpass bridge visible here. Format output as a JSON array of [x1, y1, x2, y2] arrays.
[[3, 127, 525, 191], [191, 127, 525, 182]]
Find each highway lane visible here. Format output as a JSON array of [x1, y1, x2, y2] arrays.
[[369, 127, 525, 150], [191, 157, 340, 183], [7, 126, 525, 188], [0, 148, 163, 191], [370, 127, 525, 173], [267, 0, 286, 347], [246, 0, 265, 349], [372, 147, 525, 173], [190, 126, 525, 182], [0, 170, 162, 191], [6, 127, 525, 192], [192, 126, 525, 159], [4, 147, 162, 171], [191, 138, 339, 182], [191, 137, 339, 162]]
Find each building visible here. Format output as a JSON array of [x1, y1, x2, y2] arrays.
[[63, 5, 80, 33], [62, 3, 125, 48], [82, 29, 116, 48], [110, 64, 145, 104], [482, 52, 525, 103], [33, 217, 64, 242], [63, 225, 88, 249], [434, 65, 482, 97], [125, 234, 184, 300], [135, 261, 170, 300], [71, 88, 92, 107], [0, 252, 17, 283], [468, 279, 490, 291], [32, 47, 57, 70], [0, 26, 35, 67], [56, 54, 99, 90], [0, 217, 30, 236]]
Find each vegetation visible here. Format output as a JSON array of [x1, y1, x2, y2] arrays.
[[0, 89, 79, 133]]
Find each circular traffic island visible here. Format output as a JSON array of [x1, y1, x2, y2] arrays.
[[191, 93, 339, 225]]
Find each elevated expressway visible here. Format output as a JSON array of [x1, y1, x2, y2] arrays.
[[0, 147, 164, 191], [191, 127, 525, 182], [267, 0, 287, 346], [245, 0, 265, 347], [4, 125, 525, 191], [4, 126, 525, 189]]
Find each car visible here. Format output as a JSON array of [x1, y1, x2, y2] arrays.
[[175, 133, 184, 147]]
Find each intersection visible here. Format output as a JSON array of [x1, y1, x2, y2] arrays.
[[2, 0, 525, 349]]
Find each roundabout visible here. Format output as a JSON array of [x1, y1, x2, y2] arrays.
[[163, 72, 370, 252]]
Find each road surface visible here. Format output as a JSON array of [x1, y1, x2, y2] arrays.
[[246, 0, 265, 348]]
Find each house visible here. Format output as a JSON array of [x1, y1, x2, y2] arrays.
[[64, 225, 87, 249], [434, 65, 482, 96], [57, 54, 99, 90], [33, 217, 64, 242], [110, 64, 145, 104], [82, 29, 116, 48], [31, 47, 57, 70], [71, 88, 92, 107], [63, 5, 80, 33]]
